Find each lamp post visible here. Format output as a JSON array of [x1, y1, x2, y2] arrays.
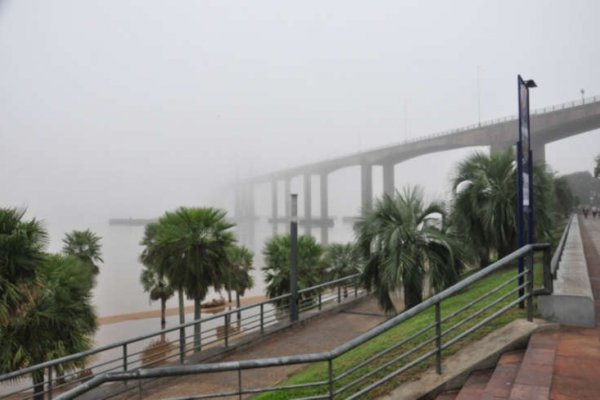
[[581, 89, 585, 104], [517, 76, 537, 308]]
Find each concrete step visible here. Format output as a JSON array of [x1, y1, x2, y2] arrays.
[[507, 331, 558, 400], [455, 369, 494, 400], [480, 350, 524, 399]]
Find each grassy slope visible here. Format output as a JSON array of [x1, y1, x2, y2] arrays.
[[255, 265, 544, 399]]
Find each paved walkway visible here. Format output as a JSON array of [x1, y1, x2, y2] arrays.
[[546, 217, 600, 399], [135, 295, 400, 399]]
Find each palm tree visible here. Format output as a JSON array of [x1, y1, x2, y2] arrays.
[[150, 207, 235, 352], [451, 151, 515, 267], [532, 163, 558, 240], [140, 267, 175, 331], [356, 187, 467, 313], [0, 254, 97, 400], [226, 245, 254, 325], [554, 176, 575, 219], [62, 229, 103, 274], [0, 208, 47, 328], [140, 221, 188, 350], [322, 243, 363, 298], [227, 245, 254, 307], [451, 151, 556, 267], [322, 243, 363, 281], [139, 223, 175, 332], [262, 234, 324, 308]]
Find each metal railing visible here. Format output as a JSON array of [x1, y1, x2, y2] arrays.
[[0, 274, 365, 400], [55, 243, 554, 400]]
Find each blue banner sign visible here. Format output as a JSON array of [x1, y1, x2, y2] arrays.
[[518, 75, 532, 209]]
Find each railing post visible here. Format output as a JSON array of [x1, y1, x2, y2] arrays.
[[123, 343, 128, 372], [527, 253, 534, 322], [47, 366, 53, 399], [179, 327, 185, 364], [223, 314, 229, 347], [435, 302, 442, 374], [328, 358, 334, 400], [238, 369, 243, 400], [260, 303, 264, 334], [337, 286, 341, 303], [318, 291, 322, 311], [224, 314, 229, 348], [197, 320, 202, 352], [543, 246, 553, 294]]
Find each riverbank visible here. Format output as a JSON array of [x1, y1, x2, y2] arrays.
[[97, 295, 267, 326]]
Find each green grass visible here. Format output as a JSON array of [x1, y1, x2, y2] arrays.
[[253, 263, 545, 400]]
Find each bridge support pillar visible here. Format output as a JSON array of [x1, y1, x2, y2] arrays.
[[532, 142, 546, 165], [271, 180, 278, 236], [304, 174, 312, 236], [320, 173, 329, 245], [284, 178, 291, 233], [236, 183, 255, 248], [383, 163, 395, 197], [234, 185, 242, 222], [361, 164, 373, 213]]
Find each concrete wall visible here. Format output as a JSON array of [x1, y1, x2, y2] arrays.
[[539, 217, 596, 327]]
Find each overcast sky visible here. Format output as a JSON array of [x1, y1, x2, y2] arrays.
[[1, 0, 599, 250]]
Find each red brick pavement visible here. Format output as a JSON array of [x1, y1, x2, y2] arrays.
[[549, 217, 600, 400]]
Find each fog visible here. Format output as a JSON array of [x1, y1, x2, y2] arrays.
[[1, 1, 600, 317]]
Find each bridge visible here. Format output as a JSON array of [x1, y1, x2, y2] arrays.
[[235, 96, 600, 246]]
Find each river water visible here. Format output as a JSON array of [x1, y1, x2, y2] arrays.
[[93, 223, 270, 318]]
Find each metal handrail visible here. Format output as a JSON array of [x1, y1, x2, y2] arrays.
[[55, 243, 554, 400], [0, 274, 363, 399], [551, 214, 574, 277]]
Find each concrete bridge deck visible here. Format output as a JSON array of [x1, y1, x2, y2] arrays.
[[235, 96, 600, 246]]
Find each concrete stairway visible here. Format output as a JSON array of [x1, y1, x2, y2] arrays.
[[435, 330, 556, 400]]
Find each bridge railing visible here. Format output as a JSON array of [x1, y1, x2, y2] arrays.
[[251, 94, 598, 183], [397, 94, 600, 146], [0, 274, 365, 400], [55, 243, 554, 400]]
